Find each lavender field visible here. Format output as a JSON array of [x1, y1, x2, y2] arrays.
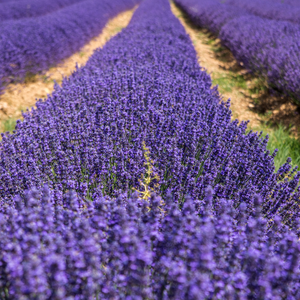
[[175, 0, 300, 105], [0, 0, 300, 299], [0, 0, 139, 92]]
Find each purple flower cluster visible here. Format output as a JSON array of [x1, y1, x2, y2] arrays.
[[0, 0, 300, 297], [0, 0, 23, 2], [174, 0, 249, 35], [0, 185, 299, 299], [0, 0, 85, 23], [0, 0, 139, 91], [224, 0, 300, 23], [273, 0, 300, 6], [175, 0, 300, 104], [1, 0, 300, 230], [220, 16, 300, 103]]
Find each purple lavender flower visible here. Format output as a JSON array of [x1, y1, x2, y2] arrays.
[[0, 0, 140, 92], [0, 0, 299, 298], [175, 0, 300, 104]]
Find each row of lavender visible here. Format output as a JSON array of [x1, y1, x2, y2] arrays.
[[0, 0, 300, 298], [174, 0, 300, 105], [2, 184, 299, 299], [0, 0, 85, 23], [0, 0, 27, 2], [0, 0, 139, 93], [273, 0, 300, 6], [224, 0, 300, 23]]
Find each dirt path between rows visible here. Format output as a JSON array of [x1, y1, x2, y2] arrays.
[[170, 3, 259, 126], [171, 2, 300, 135], [0, 7, 136, 133]]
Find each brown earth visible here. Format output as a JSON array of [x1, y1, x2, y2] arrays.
[[0, 7, 137, 132], [171, 2, 300, 136]]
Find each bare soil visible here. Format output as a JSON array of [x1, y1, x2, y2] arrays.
[[171, 2, 300, 136], [0, 7, 136, 132]]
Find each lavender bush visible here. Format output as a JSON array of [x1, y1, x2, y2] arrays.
[[220, 16, 300, 103], [174, 0, 249, 35], [175, 0, 300, 104], [224, 0, 300, 23], [0, 0, 23, 3], [0, 0, 85, 23], [0, 0, 139, 92], [273, 0, 300, 6], [0, 184, 299, 299], [1, 0, 299, 229], [0, 0, 299, 297]]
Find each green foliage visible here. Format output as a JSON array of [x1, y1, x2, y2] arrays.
[[133, 141, 160, 200], [213, 74, 234, 92], [250, 123, 300, 171], [213, 72, 247, 93], [114, 26, 124, 34], [212, 44, 226, 53], [2, 118, 16, 133]]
